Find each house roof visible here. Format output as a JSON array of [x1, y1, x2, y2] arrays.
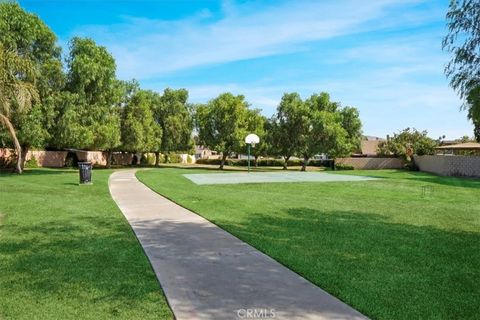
[[436, 142, 480, 150], [361, 140, 380, 155]]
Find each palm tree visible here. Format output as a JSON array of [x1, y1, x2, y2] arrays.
[[0, 45, 38, 173]]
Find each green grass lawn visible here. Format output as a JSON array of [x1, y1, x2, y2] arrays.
[[137, 168, 480, 320], [0, 169, 173, 320]]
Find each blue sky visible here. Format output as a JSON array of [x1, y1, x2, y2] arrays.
[[20, 0, 472, 139]]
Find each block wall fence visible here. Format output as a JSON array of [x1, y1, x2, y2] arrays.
[[335, 157, 404, 169], [414, 155, 480, 178]]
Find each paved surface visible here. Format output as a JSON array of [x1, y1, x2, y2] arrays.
[[183, 171, 378, 185], [109, 170, 368, 320]]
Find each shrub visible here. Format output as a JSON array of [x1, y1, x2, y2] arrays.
[[255, 159, 282, 167], [196, 158, 223, 165], [404, 161, 419, 171], [141, 153, 156, 166], [165, 152, 182, 164], [309, 159, 335, 168], [187, 155, 194, 164], [64, 152, 79, 167], [335, 163, 354, 170], [0, 157, 13, 169], [230, 159, 248, 166], [25, 156, 38, 168], [286, 159, 303, 166]]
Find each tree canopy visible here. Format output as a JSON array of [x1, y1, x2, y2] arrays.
[[443, 0, 480, 141], [196, 93, 251, 169], [268, 93, 306, 169], [0, 45, 38, 173], [377, 128, 438, 161], [156, 88, 193, 163], [0, 2, 374, 173], [121, 90, 162, 155]]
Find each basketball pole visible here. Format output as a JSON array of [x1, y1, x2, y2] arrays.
[[247, 143, 251, 173]]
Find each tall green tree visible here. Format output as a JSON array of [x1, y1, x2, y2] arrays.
[[377, 128, 438, 161], [196, 93, 250, 169], [297, 93, 354, 171], [269, 93, 307, 170], [155, 88, 193, 165], [443, 0, 480, 141], [0, 45, 38, 173], [0, 2, 64, 167], [60, 37, 121, 165], [121, 90, 162, 160], [340, 106, 363, 152]]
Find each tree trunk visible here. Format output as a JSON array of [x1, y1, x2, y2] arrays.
[[0, 114, 22, 174], [301, 155, 309, 172], [20, 145, 30, 170], [155, 152, 160, 166], [254, 155, 259, 167], [219, 153, 228, 170], [106, 150, 113, 168], [283, 156, 290, 170]]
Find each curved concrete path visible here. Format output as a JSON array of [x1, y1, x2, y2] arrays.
[[109, 170, 368, 320]]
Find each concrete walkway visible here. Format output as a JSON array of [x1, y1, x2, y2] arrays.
[[109, 170, 368, 320]]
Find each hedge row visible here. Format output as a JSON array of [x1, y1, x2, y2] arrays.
[[196, 158, 337, 168]]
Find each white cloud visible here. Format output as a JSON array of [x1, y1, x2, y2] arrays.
[[68, 0, 472, 139], [72, 0, 431, 80]]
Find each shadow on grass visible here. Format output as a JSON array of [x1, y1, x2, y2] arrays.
[[401, 171, 480, 189], [155, 164, 325, 173], [0, 215, 169, 316], [212, 207, 480, 320], [340, 169, 480, 189]]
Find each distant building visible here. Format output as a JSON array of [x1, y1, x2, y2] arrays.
[[194, 146, 219, 159], [436, 142, 480, 156], [352, 136, 385, 157]]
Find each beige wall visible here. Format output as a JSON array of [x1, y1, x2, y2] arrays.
[[1, 148, 67, 167], [414, 155, 480, 178], [27, 151, 67, 167], [336, 157, 404, 169], [112, 153, 134, 166], [75, 151, 107, 166]]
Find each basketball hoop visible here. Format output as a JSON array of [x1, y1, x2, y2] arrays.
[[245, 134, 260, 146], [245, 134, 260, 172]]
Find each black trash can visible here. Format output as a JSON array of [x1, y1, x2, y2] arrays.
[[78, 162, 92, 184]]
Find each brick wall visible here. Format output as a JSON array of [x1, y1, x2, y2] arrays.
[[27, 150, 67, 167], [336, 157, 404, 169], [1, 148, 67, 167], [414, 155, 480, 178]]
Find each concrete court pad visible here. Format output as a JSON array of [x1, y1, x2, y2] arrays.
[[109, 170, 368, 320], [183, 171, 379, 185]]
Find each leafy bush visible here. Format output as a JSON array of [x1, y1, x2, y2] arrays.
[[308, 159, 335, 168], [230, 159, 248, 166], [196, 158, 223, 165], [335, 163, 354, 170], [141, 153, 156, 165], [196, 158, 309, 167], [165, 152, 182, 164], [404, 161, 419, 171], [256, 159, 285, 167], [25, 156, 38, 168], [286, 159, 303, 166], [187, 155, 194, 164], [64, 152, 79, 167], [377, 128, 438, 161], [0, 157, 13, 169]]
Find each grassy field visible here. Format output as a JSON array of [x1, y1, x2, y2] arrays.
[[137, 168, 480, 320], [0, 169, 172, 320]]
